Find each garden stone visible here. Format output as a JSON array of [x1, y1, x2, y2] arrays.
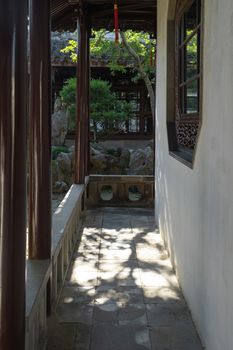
[[90, 146, 108, 172], [128, 147, 153, 175], [119, 148, 130, 169], [57, 152, 73, 185], [52, 98, 69, 146], [53, 181, 69, 194]]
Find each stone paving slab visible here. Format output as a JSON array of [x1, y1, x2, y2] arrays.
[[47, 208, 203, 350], [56, 304, 94, 324], [60, 286, 96, 304], [91, 324, 151, 350], [95, 285, 144, 305], [141, 286, 184, 304], [150, 323, 203, 350], [47, 321, 77, 350]]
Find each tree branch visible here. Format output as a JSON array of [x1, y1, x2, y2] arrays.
[[120, 31, 155, 118]]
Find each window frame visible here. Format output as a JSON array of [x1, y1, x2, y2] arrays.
[[175, 0, 203, 124]]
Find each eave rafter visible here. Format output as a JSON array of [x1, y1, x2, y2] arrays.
[[51, 0, 157, 33]]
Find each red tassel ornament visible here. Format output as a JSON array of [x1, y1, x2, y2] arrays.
[[114, 2, 119, 44]]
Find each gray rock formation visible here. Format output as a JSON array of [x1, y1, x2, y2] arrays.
[[51, 98, 69, 146], [90, 145, 108, 172], [52, 142, 154, 194], [128, 147, 154, 175], [53, 181, 69, 194], [52, 151, 74, 193]]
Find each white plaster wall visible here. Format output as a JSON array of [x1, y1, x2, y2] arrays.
[[155, 1, 233, 349]]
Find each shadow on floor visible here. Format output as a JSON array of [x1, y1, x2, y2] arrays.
[[47, 208, 203, 350]]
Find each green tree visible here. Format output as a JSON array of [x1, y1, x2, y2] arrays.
[[61, 30, 156, 117], [59, 77, 132, 138]]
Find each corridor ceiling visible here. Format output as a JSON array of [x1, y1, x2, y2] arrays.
[[51, 0, 157, 33]]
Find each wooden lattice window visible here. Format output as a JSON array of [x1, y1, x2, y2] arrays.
[[176, 0, 202, 121], [166, 0, 203, 167]]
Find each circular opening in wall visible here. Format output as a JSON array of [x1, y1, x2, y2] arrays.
[[128, 186, 142, 202], [100, 185, 113, 201]]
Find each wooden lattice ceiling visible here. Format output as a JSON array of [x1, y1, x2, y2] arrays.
[[51, 0, 157, 33]]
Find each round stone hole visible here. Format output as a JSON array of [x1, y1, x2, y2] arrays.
[[128, 185, 142, 202], [100, 185, 113, 201]]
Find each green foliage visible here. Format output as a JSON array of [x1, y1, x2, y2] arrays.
[[59, 77, 77, 130], [106, 149, 119, 157], [60, 39, 77, 62], [52, 146, 69, 160], [59, 77, 132, 134], [60, 30, 156, 78]]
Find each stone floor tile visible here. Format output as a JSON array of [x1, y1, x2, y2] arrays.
[[138, 258, 173, 270], [74, 323, 91, 350], [150, 323, 203, 350], [134, 232, 163, 245], [136, 245, 168, 262], [100, 240, 135, 250], [71, 258, 99, 272], [46, 319, 76, 350], [56, 303, 93, 324], [102, 224, 132, 232], [142, 286, 184, 304], [102, 227, 133, 234], [132, 226, 158, 235], [47, 208, 202, 350], [138, 268, 178, 288], [81, 226, 101, 236], [146, 302, 191, 327], [101, 233, 135, 244], [77, 240, 100, 250], [91, 324, 151, 350], [76, 245, 99, 254], [98, 259, 138, 273], [84, 216, 103, 228], [99, 248, 136, 260], [98, 267, 141, 287], [118, 304, 147, 326], [66, 269, 98, 287], [73, 251, 99, 261], [69, 260, 99, 273], [60, 286, 96, 304], [93, 303, 119, 324], [95, 285, 144, 305]]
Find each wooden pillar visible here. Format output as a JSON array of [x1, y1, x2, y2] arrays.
[[75, 3, 90, 183], [0, 0, 28, 348], [85, 29, 91, 177], [28, 0, 52, 259]]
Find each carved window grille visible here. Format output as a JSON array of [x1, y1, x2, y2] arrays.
[[166, 0, 203, 166]]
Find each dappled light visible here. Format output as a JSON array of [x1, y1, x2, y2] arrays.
[[47, 208, 202, 350]]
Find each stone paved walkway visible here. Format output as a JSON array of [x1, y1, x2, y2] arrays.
[[47, 208, 203, 350]]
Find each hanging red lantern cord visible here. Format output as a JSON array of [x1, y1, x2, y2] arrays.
[[114, 1, 119, 44]]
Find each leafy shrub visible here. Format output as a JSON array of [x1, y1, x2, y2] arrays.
[[59, 78, 77, 130], [52, 146, 69, 160], [59, 78, 132, 136]]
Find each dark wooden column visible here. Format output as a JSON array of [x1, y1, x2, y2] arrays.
[[0, 0, 28, 348], [75, 3, 90, 183], [85, 29, 91, 177], [29, 0, 52, 259]]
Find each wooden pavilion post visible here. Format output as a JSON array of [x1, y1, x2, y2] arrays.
[[0, 0, 28, 348], [28, 0, 52, 259], [75, 2, 90, 183], [85, 28, 91, 177]]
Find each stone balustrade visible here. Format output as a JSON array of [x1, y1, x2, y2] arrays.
[[26, 183, 86, 350]]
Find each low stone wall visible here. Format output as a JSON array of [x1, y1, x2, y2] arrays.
[[25, 183, 87, 350], [87, 175, 154, 208]]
